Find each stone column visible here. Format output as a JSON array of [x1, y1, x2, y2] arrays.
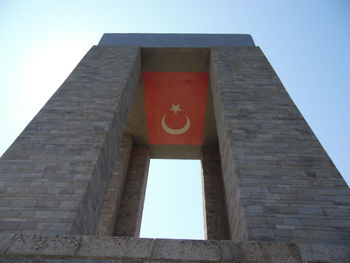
[[210, 46, 350, 244], [114, 146, 150, 237], [0, 46, 141, 234], [96, 134, 133, 235], [201, 146, 230, 240]]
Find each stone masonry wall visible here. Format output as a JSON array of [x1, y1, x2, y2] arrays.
[[201, 146, 230, 240], [210, 54, 249, 240], [0, 46, 141, 234], [96, 134, 133, 235], [210, 46, 350, 244], [114, 146, 150, 237]]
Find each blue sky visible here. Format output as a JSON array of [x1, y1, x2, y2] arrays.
[[141, 159, 204, 239], [0, 1, 349, 239]]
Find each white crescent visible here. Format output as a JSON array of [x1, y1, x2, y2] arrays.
[[161, 114, 190, 135]]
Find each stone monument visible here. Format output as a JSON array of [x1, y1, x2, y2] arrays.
[[0, 34, 349, 262]]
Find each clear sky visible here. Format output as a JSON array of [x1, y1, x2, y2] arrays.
[[0, 1, 349, 239], [140, 159, 204, 239]]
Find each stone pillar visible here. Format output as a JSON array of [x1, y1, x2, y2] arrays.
[[210, 46, 350, 244], [201, 146, 230, 240], [0, 46, 141, 234], [96, 134, 133, 235], [114, 146, 150, 237]]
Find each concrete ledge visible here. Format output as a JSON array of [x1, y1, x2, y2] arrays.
[[0, 232, 349, 262], [98, 33, 255, 47]]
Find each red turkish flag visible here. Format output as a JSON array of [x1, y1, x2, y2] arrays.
[[144, 72, 208, 145]]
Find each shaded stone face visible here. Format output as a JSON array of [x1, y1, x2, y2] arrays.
[[0, 34, 349, 252]]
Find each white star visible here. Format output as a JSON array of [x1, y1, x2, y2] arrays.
[[170, 104, 182, 114]]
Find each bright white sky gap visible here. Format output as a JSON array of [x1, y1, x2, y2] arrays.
[[140, 159, 205, 239]]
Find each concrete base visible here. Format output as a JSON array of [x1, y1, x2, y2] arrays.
[[0, 232, 349, 263]]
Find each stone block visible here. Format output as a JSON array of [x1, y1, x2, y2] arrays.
[[0, 232, 15, 253], [37, 223, 73, 231], [77, 236, 153, 259], [6, 233, 81, 256], [18, 222, 38, 230], [0, 222, 19, 231], [298, 243, 350, 263], [231, 241, 301, 263], [152, 239, 221, 262]]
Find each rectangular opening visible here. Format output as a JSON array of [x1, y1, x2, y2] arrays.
[[140, 159, 205, 240]]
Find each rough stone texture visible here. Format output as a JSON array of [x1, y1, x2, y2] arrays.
[[96, 134, 133, 235], [114, 146, 150, 237], [77, 235, 153, 258], [0, 232, 15, 253], [1, 233, 349, 262], [0, 46, 141, 234], [201, 146, 230, 240], [6, 233, 80, 256], [152, 239, 221, 262], [227, 241, 301, 263], [210, 46, 350, 244], [298, 243, 350, 263]]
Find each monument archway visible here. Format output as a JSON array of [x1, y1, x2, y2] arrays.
[[96, 47, 230, 240]]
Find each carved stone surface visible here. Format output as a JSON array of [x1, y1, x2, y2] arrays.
[[1, 233, 349, 263]]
